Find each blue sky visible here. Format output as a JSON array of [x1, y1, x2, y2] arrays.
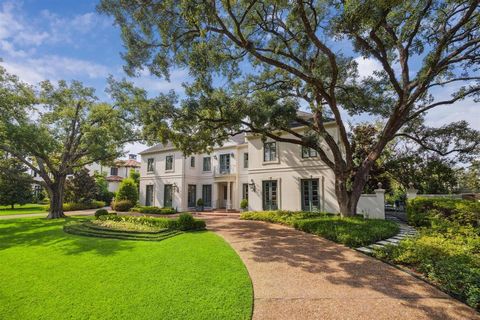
[[0, 0, 478, 157]]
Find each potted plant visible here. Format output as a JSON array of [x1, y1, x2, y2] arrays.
[[240, 199, 248, 211], [196, 198, 204, 212]]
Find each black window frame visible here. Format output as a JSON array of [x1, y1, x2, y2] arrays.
[[243, 153, 249, 168], [147, 158, 154, 172], [219, 154, 230, 174], [202, 184, 212, 207], [164, 184, 173, 208], [242, 183, 249, 200], [301, 146, 318, 159], [202, 157, 211, 171], [145, 185, 154, 206], [187, 184, 197, 207], [263, 142, 277, 162], [110, 167, 118, 176], [190, 156, 195, 167], [301, 179, 320, 211], [165, 155, 173, 171]]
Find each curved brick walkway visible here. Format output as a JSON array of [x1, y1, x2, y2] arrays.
[[205, 216, 479, 320]]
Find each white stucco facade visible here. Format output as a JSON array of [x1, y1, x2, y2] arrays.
[[139, 123, 342, 213]]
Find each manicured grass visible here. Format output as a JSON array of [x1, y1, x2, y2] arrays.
[[0, 217, 253, 320], [240, 210, 399, 247], [0, 203, 47, 216]]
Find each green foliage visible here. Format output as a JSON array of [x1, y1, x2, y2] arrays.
[[116, 178, 138, 204], [94, 209, 109, 219], [374, 223, 480, 311], [130, 206, 176, 214], [407, 197, 480, 227], [64, 168, 98, 203], [61, 201, 106, 212], [196, 198, 204, 206], [0, 157, 33, 208], [240, 199, 248, 210], [100, 213, 206, 231], [129, 169, 140, 187], [111, 200, 134, 212], [240, 210, 398, 247], [93, 172, 115, 203]]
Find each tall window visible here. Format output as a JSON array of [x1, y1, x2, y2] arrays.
[[190, 156, 195, 167], [203, 157, 211, 171], [165, 155, 173, 171], [219, 154, 230, 174], [164, 184, 173, 207], [301, 179, 320, 211], [242, 183, 249, 200], [147, 158, 154, 172], [145, 185, 154, 206], [202, 185, 212, 207], [187, 185, 196, 207], [262, 180, 278, 210], [110, 167, 118, 176], [301, 146, 318, 158], [263, 142, 277, 162], [243, 153, 249, 168]]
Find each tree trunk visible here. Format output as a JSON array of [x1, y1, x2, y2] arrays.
[[335, 176, 355, 217], [46, 177, 66, 219], [11, 204, 14, 209]]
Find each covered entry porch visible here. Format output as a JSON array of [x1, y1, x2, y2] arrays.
[[213, 180, 236, 211]]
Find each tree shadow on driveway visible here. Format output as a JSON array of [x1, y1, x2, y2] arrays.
[[206, 217, 479, 319]]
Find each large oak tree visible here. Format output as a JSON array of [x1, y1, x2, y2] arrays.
[[100, 0, 479, 216], [0, 67, 139, 218]]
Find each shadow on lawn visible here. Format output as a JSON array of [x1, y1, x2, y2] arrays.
[[0, 217, 135, 256], [206, 217, 479, 319]]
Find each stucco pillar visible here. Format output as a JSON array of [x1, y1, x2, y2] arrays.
[[374, 182, 386, 219], [226, 181, 231, 210], [406, 182, 418, 200]]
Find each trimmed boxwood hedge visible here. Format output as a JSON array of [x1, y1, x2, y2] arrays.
[[99, 213, 206, 231], [407, 197, 480, 227], [130, 206, 176, 215], [48, 200, 106, 212]]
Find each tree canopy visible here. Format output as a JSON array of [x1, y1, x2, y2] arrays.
[[99, 0, 480, 216], [0, 66, 139, 218]]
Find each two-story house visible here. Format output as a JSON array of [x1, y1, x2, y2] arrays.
[[138, 115, 341, 213], [88, 154, 141, 192]]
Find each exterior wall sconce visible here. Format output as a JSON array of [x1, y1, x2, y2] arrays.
[[249, 179, 256, 192], [213, 155, 217, 160], [230, 152, 235, 158], [173, 182, 179, 193]]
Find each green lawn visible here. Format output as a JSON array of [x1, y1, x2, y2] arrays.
[[0, 217, 253, 320], [0, 203, 47, 216]]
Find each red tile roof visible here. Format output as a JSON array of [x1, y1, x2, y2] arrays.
[[114, 159, 141, 167], [106, 175, 124, 182]]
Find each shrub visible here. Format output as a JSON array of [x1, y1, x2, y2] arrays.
[[99, 213, 205, 231], [407, 197, 480, 227], [60, 200, 106, 212], [130, 206, 176, 215], [196, 198, 204, 206], [241, 210, 398, 247], [240, 199, 248, 210], [374, 224, 480, 311], [112, 200, 134, 212], [94, 209, 109, 219], [116, 178, 139, 204]]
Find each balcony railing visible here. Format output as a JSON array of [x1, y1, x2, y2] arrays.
[[213, 165, 234, 176]]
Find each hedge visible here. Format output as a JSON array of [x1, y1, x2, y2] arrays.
[[407, 197, 480, 227], [111, 200, 134, 212], [130, 206, 176, 215], [47, 200, 106, 212], [98, 213, 206, 231]]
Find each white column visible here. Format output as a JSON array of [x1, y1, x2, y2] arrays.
[[226, 181, 231, 210], [374, 183, 386, 220]]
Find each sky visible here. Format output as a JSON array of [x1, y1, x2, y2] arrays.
[[0, 0, 478, 159]]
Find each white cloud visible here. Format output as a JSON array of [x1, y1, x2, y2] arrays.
[[133, 69, 190, 95], [354, 56, 382, 79], [2, 56, 110, 84]]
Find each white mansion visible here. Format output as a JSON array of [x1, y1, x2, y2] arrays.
[[138, 117, 342, 213]]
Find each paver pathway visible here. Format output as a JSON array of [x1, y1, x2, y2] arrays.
[[205, 216, 479, 320]]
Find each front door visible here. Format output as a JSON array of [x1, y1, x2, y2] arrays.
[[262, 180, 278, 210], [301, 179, 320, 211], [145, 185, 153, 206]]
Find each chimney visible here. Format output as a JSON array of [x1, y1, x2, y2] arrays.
[[129, 154, 137, 160]]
